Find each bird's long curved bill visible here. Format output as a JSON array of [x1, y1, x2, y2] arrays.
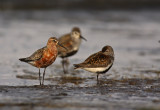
[[58, 43, 68, 50], [80, 36, 87, 41]]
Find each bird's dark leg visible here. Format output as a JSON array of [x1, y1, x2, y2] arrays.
[[39, 68, 41, 85], [62, 58, 66, 73], [65, 58, 69, 73], [97, 73, 99, 81], [62, 58, 70, 74], [42, 68, 46, 85], [97, 73, 100, 85]]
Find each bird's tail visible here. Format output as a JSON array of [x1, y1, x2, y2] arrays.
[[73, 64, 81, 69], [19, 58, 31, 62]]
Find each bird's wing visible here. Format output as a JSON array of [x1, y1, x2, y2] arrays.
[[58, 34, 74, 55], [25, 46, 46, 61], [58, 34, 71, 44], [79, 52, 114, 68]]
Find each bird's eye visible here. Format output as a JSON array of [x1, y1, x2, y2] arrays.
[[73, 31, 78, 35], [53, 39, 57, 42]]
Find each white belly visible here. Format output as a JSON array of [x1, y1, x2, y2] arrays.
[[83, 64, 112, 73], [83, 67, 107, 73]]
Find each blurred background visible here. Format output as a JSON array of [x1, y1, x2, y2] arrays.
[[0, 0, 160, 86], [0, 1, 160, 110], [0, 0, 160, 10]]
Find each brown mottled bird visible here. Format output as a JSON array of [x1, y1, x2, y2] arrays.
[[19, 37, 67, 85], [58, 27, 87, 73], [74, 45, 114, 81]]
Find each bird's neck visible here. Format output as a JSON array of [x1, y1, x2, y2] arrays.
[[71, 36, 81, 50], [103, 52, 114, 57], [47, 42, 57, 53]]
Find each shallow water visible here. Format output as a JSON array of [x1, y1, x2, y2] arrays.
[[0, 10, 160, 109]]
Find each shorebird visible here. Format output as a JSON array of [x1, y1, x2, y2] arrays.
[[74, 45, 114, 81], [19, 37, 67, 85], [58, 27, 87, 73]]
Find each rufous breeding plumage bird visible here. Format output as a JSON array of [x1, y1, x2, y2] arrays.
[[19, 37, 67, 85]]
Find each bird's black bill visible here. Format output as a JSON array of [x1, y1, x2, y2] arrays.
[[58, 43, 68, 50], [80, 36, 87, 41]]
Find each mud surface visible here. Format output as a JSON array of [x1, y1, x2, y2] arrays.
[[0, 10, 160, 109], [0, 78, 160, 110], [0, 79, 160, 110]]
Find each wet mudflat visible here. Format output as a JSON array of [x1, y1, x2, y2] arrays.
[[0, 10, 160, 109], [0, 78, 160, 110]]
